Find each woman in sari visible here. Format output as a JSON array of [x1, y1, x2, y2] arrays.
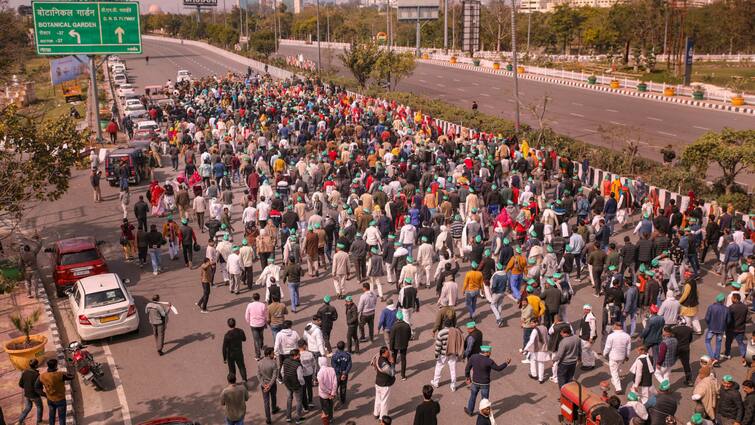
[[148, 181, 165, 217]]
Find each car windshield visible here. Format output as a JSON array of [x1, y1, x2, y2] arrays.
[[60, 249, 100, 266], [85, 287, 126, 308]]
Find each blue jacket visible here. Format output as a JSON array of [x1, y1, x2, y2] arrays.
[[603, 198, 618, 216], [705, 302, 730, 334], [331, 350, 352, 376], [623, 286, 639, 315], [642, 315, 665, 346], [378, 307, 397, 332], [724, 243, 742, 263]]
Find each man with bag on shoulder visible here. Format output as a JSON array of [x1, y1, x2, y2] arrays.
[[146, 294, 171, 355]]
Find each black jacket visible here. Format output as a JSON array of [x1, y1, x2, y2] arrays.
[[742, 391, 755, 425], [728, 302, 750, 333], [345, 303, 358, 326], [636, 239, 654, 263], [648, 393, 678, 425], [718, 384, 744, 422], [18, 368, 40, 399], [413, 400, 441, 425], [540, 287, 562, 313], [133, 200, 149, 219], [390, 320, 412, 350], [671, 324, 693, 351], [317, 304, 338, 331], [222, 328, 246, 361]]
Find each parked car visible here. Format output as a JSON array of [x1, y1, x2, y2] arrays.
[[105, 147, 147, 186], [68, 273, 139, 341], [45, 237, 108, 297], [116, 84, 137, 98], [176, 70, 192, 83]]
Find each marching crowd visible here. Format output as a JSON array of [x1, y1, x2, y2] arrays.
[[74, 69, 755, 425]]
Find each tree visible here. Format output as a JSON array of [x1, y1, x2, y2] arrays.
[[249, 30, 276, 55], [0, 2, 29, 83], [548, 5, 584, 54], [0, 106, 88, 235], [523, 94, 551, 147], [340, 41, 381, 88], [372, 50, 416, 91], [680, 128, 755, 194]]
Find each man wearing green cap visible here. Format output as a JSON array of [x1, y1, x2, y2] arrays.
[[239, 239, 254, 290], [704, 292, 729, 363], [619, 391, 648, 422], [464, 345, 510, 416], [399, 256, 419, 291], [390, 310, 412, 380], [416, 236, 435, 288], [463, 262, 484, 320], [398, 217, 417, 257], [344, 296, 360, 353], [351, 232, 368, 282], [227, 246, 243, 295], [717, 375, 744, 425], [398, 278, 419, 336]]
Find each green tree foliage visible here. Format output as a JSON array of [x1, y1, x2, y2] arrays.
[[372, 50, 416, 91], [680, 128, 755, 194], [0, 2, 29, 82], [340, 41, 381, 88], [0, 106, 88, 227], [548, 5, 585, 54], [249, 30, 276, 56]]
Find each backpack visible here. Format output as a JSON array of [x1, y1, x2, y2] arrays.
[[559, 281, 572, 304]]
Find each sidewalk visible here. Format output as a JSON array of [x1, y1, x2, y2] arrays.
[[0, 255, 75, 425]]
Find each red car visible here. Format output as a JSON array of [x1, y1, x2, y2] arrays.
[[137, 418, 197, 425], [46, 237, 108, 297]]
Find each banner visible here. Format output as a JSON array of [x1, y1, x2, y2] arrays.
[[50, 55, 90, 85]]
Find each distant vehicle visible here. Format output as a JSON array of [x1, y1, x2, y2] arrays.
[[110, 63, 126, 74], [68, 273, 139, 341], [137, 418, 197, 425], [105, 147, 147, 186], [176, 69, 192, 83], [45, 237, 108, 297], [62, 81, 84, 103], [123, 103, 148, 119], [112, 73, 127, 85], [135, 120, 158, 133], [116, 84, 137, 98]]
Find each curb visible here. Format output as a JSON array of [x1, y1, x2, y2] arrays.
[[423, 59, 755, 116], [38, 284, 76, 424]]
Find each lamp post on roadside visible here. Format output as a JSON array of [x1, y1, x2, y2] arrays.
[[510, 0, 520, 132], [316, 0, 321, 72]]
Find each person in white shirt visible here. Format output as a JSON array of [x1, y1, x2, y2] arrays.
[[398, 219, 417, 256], [602, 323, 632, 393], [621, 391, 648, 422], [216, 235, 233, 285], [257, 257, 282, 302], [241, 202, 257, 227], [628, 345, 655, 403], [256, 197, 270, 224], [192, 195, 207, 232], [226, 246, 243, 294], [416, 236, 435, 288]]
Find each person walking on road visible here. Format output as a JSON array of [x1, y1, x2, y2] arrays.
[[223, 318, 248, 382], [178, 218, 197, 269], [146, 224, 164, 276], [245, 293, 268, 360], [317, 356, 337, 423], [358, 282, 378, 343], [413, 384, 441, 425], [17, 358, 43, 425], [281, 257, 303, 313], [197, 257, 212, 312], [317, 296, 338, 351], [227, 246, 243, 294], [19, 235, 41, 299], [145, 294, 170, 355], [602, 322, 631, 394], [464, 346, 510, 416], [331, 341, 352, 406], [257, 347, 280, 424], [220, 373, 248, 425], [134, 195, 149, 232], [431, 319, 464, 392], [553, 327, 581, 388], [35, 359, 73, 425], [389, 310, 412, 381], [90, 168, 102, 202], [281, 349, 305, 424], [372, 346, 396, 420]]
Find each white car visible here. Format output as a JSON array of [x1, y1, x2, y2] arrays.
[[113, 73, 127, 85], [116, 84, 137, 98], [124, 98, 142, 108], [68, 273, 139, 341], [176, 69, 192, 83]]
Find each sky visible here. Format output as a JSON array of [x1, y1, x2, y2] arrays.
[[7, 0, 343, 14]]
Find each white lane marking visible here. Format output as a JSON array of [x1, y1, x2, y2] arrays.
[[480, 93, 490, 97], [419, 79, 427, 83], [582, 128, 597, 133], [453, 78, 460, 82], [102, 342, 133, 425], [658, 131, 677, 137], [457, 88, 465, 91], [609, 121, 625, 126], [472, 82, 479, 86], [694, 125, 710, 131], [571, 102, 583, 106], [507, 99, 515, 103], [570, 112, 585, 118], [647, 116, 662, 121], [436, 83, 445, 88], [606, 109, 619, 113], [493, 86, 502, 90]]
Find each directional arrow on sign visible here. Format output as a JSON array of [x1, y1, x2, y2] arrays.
[[68, 30, 81, 44], [114, 27, 125, 44]]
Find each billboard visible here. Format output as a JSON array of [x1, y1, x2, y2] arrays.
[[183, 0, 218, 6], [50, 55, 90, 85], [397, 0, 439, 21]]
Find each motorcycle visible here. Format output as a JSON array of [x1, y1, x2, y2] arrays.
[[64, 341, 105, 390]]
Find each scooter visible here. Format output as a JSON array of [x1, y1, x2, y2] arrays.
[[65, 341, 105, 390]]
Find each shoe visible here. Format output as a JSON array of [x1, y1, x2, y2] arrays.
[[464, 407, 473, 416], [713, 362, 721, 368], [272, 407, 281, 414], [153, 271, 158, 276], [615, 390, 624, 395], [158, 350, 164, 356], [402, 377, 407, 381], [359, 338, 368, 342], [539, 380, 546, 384], [549, 376, 558, 383], [430, 382, 439, 389], [528, 374, 537, 380], [580, 365, 595, 371], [721, 355, 731, 360], [200, 310, 208, 314], [521, 359, 530, 364]]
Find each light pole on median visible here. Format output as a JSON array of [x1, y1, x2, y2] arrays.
[[510, 0, 520, 132], [443, 0, 448, 54], [316, 0, 321, 73]]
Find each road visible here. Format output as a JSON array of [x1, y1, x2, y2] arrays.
[[278, 44, 755, 171], [29, 37, 751, 425]]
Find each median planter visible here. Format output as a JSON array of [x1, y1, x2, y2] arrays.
[[610, 80, 620, 89], [421, 53, 429, 60], [5, 335, 48, 371], [516, 66, 525, 74], [506, 64, 513, 71], [587, 75, 597, 84], [472, 59, 481, 66], [637, 82, 648, 92], [663, 87, 675, 97], [450, 56, 457, 64], [731, 95, 745, 106], [692, 90, 705, 100], [492, 62, 500, 70]]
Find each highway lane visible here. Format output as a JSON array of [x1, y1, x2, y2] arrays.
[[277, 44, 755, 168], [30, 37, 747, 424]]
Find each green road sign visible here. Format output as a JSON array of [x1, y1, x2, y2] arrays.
[[32, 1, 142, 55]]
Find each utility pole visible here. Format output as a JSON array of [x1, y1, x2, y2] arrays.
[[326, 7, 330, 43], [451, 5, 455, 50], [316, 0, 321, 72], [526, 11, 530, 51], [415, 5, 421, 57], [386, 0, 392, 50], [272, 0, 278, 52], [443, 0, 448, 53], [510, 0, 520, 132], [89, 56, 103, 144]]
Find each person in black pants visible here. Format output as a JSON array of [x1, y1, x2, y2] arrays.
[[133, 195, 149, 231], [345, 296, 360, 353], [197, 258, 212, 312], [389, 311, 412, 380], [671, 322, 694, 386], [222, 318, 247, 382]]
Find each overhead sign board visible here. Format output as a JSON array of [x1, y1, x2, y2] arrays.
[[183, 0, 218, 6], [32, 1, 142, 55], [397, 0, 439, 21], [50, 55, 90, 85]]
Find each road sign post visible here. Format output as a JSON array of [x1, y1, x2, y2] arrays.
[[32, 1, 142, 55]]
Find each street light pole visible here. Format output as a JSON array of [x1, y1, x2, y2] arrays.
[[415, 6, 421, 57], [316, 0, 321, 72], [510, 0, 520, 132], [443, 0, 448, 53]]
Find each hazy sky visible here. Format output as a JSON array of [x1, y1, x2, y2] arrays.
[[7, 0, 228, 14]]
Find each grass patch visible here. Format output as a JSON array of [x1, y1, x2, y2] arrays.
[[20, 57, 87, 120]]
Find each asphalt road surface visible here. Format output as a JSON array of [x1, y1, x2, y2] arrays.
[[28, 38, 753, 425]]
